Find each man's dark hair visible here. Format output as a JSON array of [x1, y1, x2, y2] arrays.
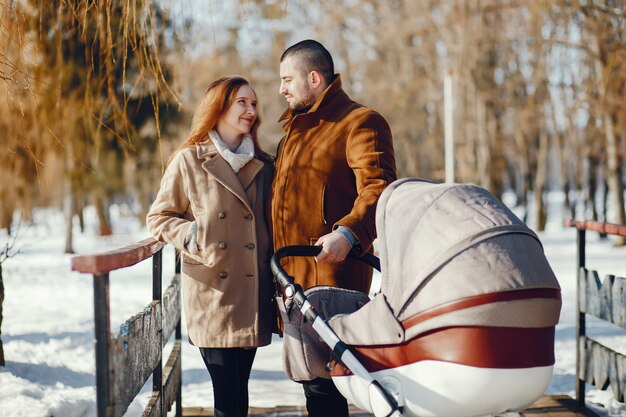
[[281, 39, 335, 86]]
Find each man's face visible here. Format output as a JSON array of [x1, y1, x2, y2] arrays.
[[279, 56, 316, 112]]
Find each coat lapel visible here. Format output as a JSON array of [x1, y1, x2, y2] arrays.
[[237, 159, 263, 190], [197, 141, 252, 212]]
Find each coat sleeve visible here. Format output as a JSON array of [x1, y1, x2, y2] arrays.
[[336, 111, 397, 254], [146, 151, 194, 251]]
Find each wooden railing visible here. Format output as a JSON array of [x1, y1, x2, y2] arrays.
[[564, 219, 626, 407], [72, 238, 182, 417]]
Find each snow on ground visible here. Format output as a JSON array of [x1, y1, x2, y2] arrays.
[[0, 194, 625, 417]]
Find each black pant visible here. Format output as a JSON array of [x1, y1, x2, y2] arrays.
[[200, 347, 257, 417], [302, 377, 349, 417]]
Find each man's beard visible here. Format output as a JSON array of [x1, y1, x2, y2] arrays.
[[289, 88, 316, 114]]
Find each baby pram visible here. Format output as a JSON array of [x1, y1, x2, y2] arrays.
[[271, 178, 561, 417]]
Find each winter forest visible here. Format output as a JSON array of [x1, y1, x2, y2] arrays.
[[0, 0, 626, 415], [0, 0, 624, 245]]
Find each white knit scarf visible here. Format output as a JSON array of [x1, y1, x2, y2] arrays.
[[208, 129, 255, 173]]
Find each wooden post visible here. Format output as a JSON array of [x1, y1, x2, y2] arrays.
[[152, 250, 164, 415], [175, 318, 182, 417], [73, 238, 170, 416], [175, 249, 182, 417], [175, 248, 181, 275], [93, 273, 112, 417], [575, 228, 586, 407]]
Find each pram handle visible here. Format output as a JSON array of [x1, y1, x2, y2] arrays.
[[270, 245, 380, 292], [270, 245, 402, 417]]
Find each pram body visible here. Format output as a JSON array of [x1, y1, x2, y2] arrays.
[[272, 178, 561, 417]]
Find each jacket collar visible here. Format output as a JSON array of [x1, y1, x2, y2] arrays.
[[195, 140, 263, 212], [196, 139, 217, 159], [278, 74, 347, 124]]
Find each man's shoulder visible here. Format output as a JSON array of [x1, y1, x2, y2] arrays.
[[349, 103, 379, 118], [343, 102, 389, 128], [334, 92, 383, 120], [319, 88, 389, 128]]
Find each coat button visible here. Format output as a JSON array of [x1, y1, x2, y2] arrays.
[[245, 243, 255, 250], [218, 241, 227, 249], [244, 213, 253, 221], [218, 211, 226, 219], [219, 271, 228, 279]]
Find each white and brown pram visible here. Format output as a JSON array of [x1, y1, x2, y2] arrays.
[[271, 178, 561, 417]]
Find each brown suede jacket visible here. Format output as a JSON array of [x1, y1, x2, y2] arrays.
[[271, 75, 397, 293]]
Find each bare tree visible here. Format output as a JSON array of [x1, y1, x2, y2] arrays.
[[0, 221, 26, 367], [2, 0, 626, 239], [1, 0, 181, 250]]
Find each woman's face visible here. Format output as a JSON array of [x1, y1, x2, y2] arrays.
[[217, 84, 258, 138]]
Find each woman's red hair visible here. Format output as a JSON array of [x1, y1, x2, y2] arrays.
[[176, 76, 272, 163]]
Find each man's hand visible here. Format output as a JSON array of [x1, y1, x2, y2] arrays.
[[314, 232, 351, 263]]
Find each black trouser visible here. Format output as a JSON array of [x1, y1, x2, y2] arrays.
[[302, 377, 349, 417], [199, 347, 257, 417]]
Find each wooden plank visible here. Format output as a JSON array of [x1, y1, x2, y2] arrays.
[[110, 301, 163, 416], [182, 396, 601, 416], [183, 405, 307, 416], [163, 274, 181, 344], [140, 334, 181, 417], [142, 390, 162, 417], [520, 395, 600, 416], [163, 340, 182, 412], [579, 268, 626, 329], [579, 337, 626, 403], [72, 238, 166, 275], [565, 219, 626, 238]]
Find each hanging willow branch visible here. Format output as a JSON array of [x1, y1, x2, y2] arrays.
[[1, 0, 180, 153]]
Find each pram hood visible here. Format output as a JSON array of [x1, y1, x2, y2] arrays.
[[329, 178, 561, 346]]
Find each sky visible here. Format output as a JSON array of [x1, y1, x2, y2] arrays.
[[0, 192, 625, 417]]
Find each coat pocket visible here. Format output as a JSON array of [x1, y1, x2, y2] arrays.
[[182, 253, 203, 266], [182, 262, 227, 287], [308, 237, 320, 285], [320, 184, 327, 225]]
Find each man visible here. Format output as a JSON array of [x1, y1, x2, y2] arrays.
[[271, 39, 397, 417]]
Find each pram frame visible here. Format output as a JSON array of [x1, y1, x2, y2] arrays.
[[271, 245, 402, 417]]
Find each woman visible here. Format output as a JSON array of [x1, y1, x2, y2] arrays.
[[146, 76, 274, 417]]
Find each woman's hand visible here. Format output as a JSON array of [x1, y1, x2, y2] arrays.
[[184, 221, 199, 254]]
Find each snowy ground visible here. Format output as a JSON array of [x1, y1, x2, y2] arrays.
[[0, 196, 626, 417]]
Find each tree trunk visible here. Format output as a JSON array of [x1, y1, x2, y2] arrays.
[[558, 131, 575, 219], [604, 118, 625, 245], [514, 130, 530, 222], [94, 193, 112, 236], [588, 158, 599, 222], [600, 107, 625, 245], [533, 131, 549, 231], [476, 97, 491, 190], [0, 262, 5, 367], [572, 125, 586, 220], [486, 99, 505, 201], [76, 196, 85, 233], [64, 178, 75, 254], [602, 178, 609, 223], [593, 37, 625, 245], [0, 188, 14, 235]]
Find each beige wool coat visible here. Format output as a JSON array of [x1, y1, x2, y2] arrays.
[[146, 141, 274, 348]]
